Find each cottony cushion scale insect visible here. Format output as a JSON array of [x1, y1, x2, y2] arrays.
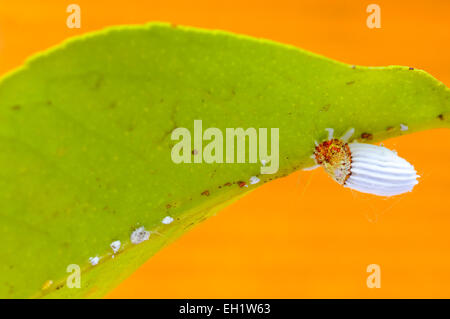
[[307, 128, 419, 197]]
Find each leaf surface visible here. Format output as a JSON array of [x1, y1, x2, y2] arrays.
[[0, 23, 448, 298]]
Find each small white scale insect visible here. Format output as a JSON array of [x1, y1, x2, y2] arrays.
[[130, 226, 151, 244], [307, 128, 419, 197], [161, 216, 174, 225], [89, 256, 100, 266], [110, 240, 121, 254]]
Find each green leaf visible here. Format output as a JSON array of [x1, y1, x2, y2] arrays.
[[0, 23, 448, 298]]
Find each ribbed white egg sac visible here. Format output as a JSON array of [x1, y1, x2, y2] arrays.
[[344, 143, 419, 197]]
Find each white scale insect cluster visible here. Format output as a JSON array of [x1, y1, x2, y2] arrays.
[[130, 226, 151, 244], [310, 128, 419, 197]]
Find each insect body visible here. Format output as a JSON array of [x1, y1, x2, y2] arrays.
[[312, 128, 419, 197]]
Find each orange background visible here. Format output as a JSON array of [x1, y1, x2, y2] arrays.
[[1, 0, 449, 298]]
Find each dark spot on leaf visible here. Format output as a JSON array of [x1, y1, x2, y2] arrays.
[[238, 181, 246, 188], [346, 81, 355, 85], [192, 149, 198, 155], [386, 126, 394, 131], [109, 101, 117, 109], [201, 190, 210, 196], [184, 222, 195, 230], [320, 104, 331, 112], [409, 67, 414, 70], [223, 182, 232, 187], [7, 284, 14, 294], [166, 204, 172, 209], [438, 114, 444, 120], [11, 105, 21, 110], [361, 132, 373, 140], [93, 75, 104, 89]]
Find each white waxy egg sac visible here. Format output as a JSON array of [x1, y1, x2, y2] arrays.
[[344, 142, 419, 197]]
